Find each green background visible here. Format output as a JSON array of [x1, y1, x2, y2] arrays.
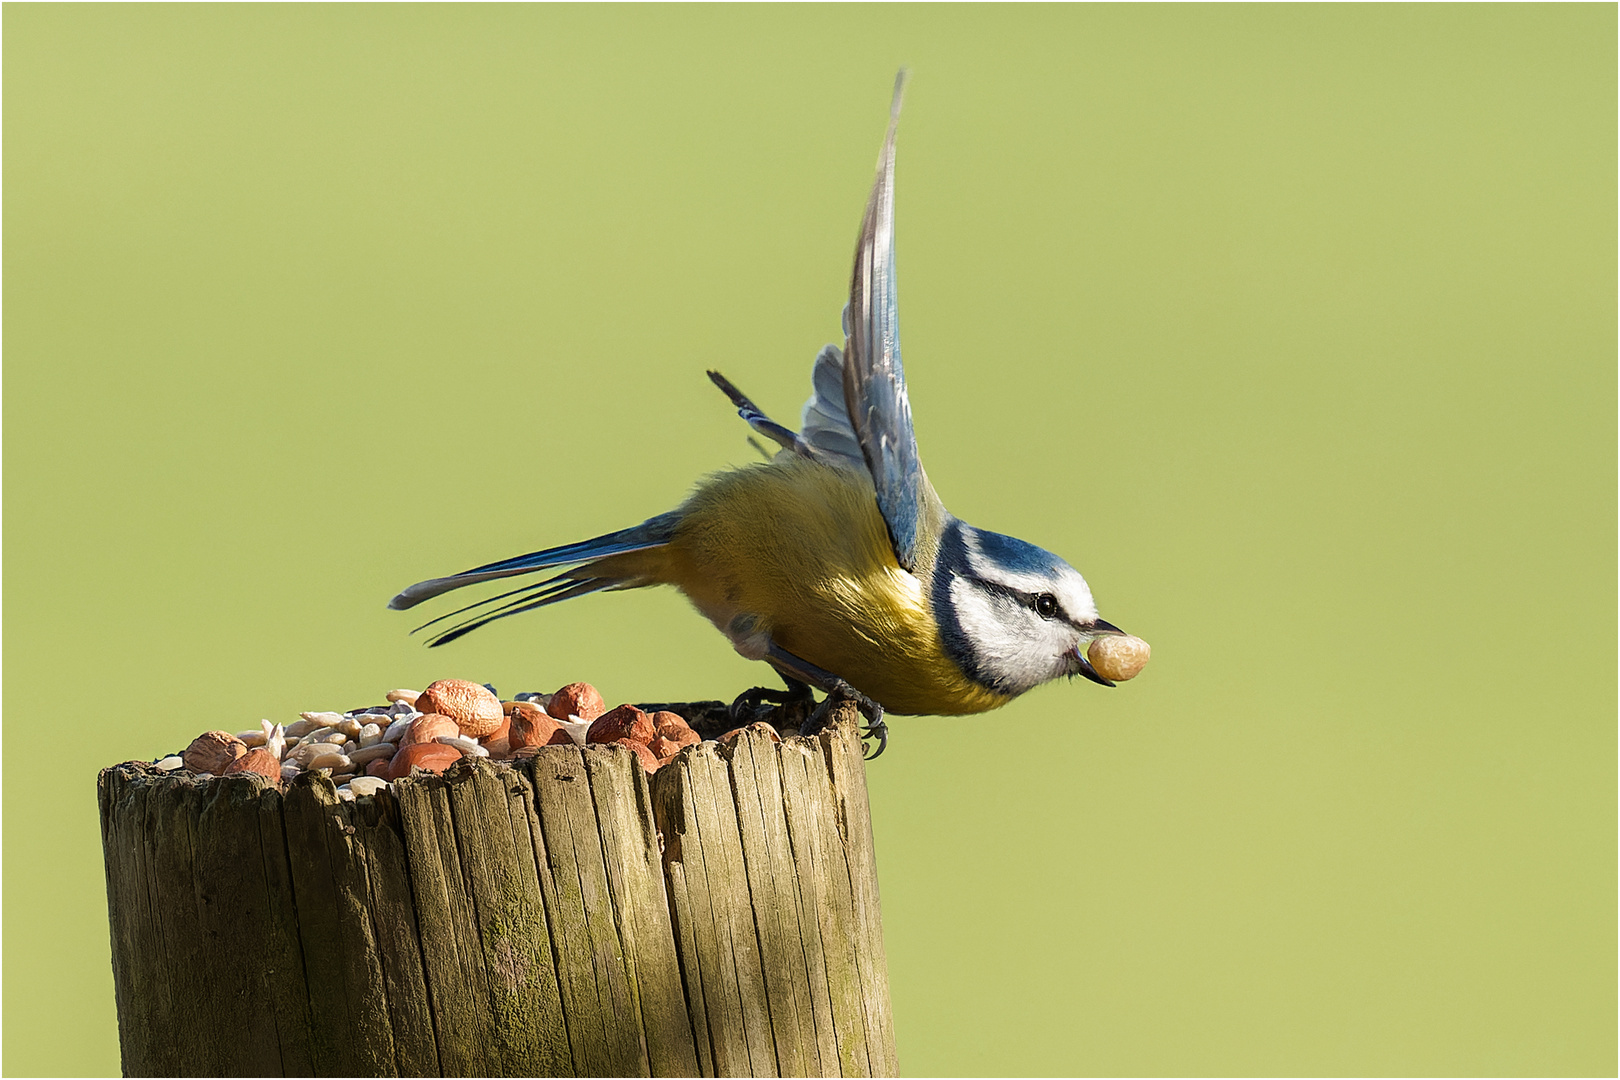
[[6, 5, 1614, 1075]]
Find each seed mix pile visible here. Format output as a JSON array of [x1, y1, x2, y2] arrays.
[[151, 629, 1152, 799], [152, 679, 734, 801]]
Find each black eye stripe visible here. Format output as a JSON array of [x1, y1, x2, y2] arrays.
[[965, 576, 1070, 622], [964, 576, 1025, 605]]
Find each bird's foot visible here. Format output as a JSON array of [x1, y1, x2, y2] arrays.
[[798, 682, 888, 758], [728, 686, 780, 725], [836, 683, 888, 758], [728, 679, 815, 729], [861, 716, 889, 760]]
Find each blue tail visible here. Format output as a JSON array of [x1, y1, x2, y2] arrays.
[[387, 511, 681, 646]]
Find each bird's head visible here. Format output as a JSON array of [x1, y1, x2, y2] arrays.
[[931, 520, 1124, 697]]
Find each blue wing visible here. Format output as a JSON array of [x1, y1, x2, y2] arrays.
[[798, 342, 865, 465], [714, 74, 944, 571], [842, 71, 940, 572]]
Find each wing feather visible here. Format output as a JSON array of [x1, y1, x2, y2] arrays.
[[842, 71, 941, 572], [798, 343, 866, 465]]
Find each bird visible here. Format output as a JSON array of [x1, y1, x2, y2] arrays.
[[389, 73, 1129, 756]]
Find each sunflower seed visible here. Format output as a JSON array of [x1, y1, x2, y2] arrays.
[[349, 743, 397, 766], [435, 734, 489, 757]]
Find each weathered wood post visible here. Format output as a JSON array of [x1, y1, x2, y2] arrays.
[[98, 704, 896, 1077]]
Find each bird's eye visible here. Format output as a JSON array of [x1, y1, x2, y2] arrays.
[[1035, 593, 1059, 618]]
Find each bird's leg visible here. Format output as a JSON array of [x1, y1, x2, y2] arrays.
[[763, 641, 890, 759], [780, 675, 816, 705]]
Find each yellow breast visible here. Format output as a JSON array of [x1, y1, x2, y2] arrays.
[[651, 456, 1010, 717]]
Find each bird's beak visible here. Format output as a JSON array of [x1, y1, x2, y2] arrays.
[[1072, 646, 1116, 688], [1070, 617, 1125, 687]]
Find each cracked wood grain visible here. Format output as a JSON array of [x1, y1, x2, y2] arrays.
[[98, 709, 892, 1077]]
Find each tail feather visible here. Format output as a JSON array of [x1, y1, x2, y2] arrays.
[[424, 576, 622, 647], [388, 511, 681, 610], [410, 571, 578, 636], [708, 370, 815, 459]]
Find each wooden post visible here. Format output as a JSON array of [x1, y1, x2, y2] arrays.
[[98, 704, 896, 1077]]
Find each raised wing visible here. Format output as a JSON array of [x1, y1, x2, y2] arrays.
[[843, 71, 942, 572], [797, 342, 865, 465]]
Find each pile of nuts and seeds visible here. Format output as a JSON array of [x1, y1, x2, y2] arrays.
[[147, 632, 1153, 799], [151, 678, 737, 801]]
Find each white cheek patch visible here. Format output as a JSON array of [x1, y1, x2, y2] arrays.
[[949, 577, 1072, 695]]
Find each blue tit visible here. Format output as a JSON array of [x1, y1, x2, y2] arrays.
[[389, 73, 1129, 754]]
